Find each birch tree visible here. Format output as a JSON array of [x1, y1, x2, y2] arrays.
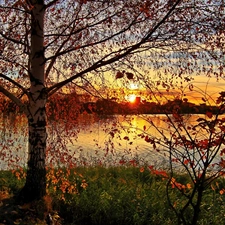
[[0, 0, 224, 202]]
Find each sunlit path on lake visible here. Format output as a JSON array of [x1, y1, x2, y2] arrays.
[[0, 114, 223, 170]]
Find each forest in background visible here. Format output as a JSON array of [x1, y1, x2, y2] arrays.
[[0, 92, 222, 116]]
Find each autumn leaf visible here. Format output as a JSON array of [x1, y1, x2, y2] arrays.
[[119, 159, 126, 165], [124, 136, 129, 141], [220, 148, 225, 156], [145, 135, 151, 143], [186, 183, 191, 189], [206, 111, 213, 118], [116, 71, 124, 79], [126, 72, 134, 80], [148, 165, 154, 170], [183, 159, 189, 165], [109, 131, 115, 138]]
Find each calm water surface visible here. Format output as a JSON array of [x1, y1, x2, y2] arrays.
[[0, 114, 219, 170]]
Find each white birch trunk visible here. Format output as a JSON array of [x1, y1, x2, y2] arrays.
[[19, 0, 47, 202]]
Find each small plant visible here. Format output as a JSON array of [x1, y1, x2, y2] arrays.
[[136, 92, 225, 225], [1, 166, 225, 224], [46, 166, 88, 201]]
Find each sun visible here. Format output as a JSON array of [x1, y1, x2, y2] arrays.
[[126, 94, 137, 103]]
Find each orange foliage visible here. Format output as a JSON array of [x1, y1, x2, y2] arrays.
[[170, 177, 189, 191], [45, 167, 88, 200], [12, 167, 26, 180], [147, 165, 191, 191]]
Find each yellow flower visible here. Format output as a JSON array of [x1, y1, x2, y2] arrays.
[[81, 180, 88, 189], [220, 189, 225, 195], [186, 183, 191, 189]]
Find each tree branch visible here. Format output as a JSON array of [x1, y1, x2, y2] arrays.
[[0, 85, 27, 113], [0, 73, 28, 95], [47, 0, 182, 96], [44, 7, 127, 77], [0, 5, 28, 13], [45, 0, 60, 8], [0, 31, 26, 46]]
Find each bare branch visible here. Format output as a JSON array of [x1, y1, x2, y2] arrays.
[[47, 0, 182, 96], [0, 85, 27, 114], [73, 76, 104, 98], [44, 7, 127, 77], [0, 5, 28, 14], [45, 11, 140, 61], [0, 31, 26, 46], [0, 73, 28, 95], [45, 0, 60, 8]]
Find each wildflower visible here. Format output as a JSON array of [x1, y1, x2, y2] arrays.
[[130, 160, 137, 166], [81, 179, 88, 189], [186, 183, 191, 189], [67, 184, 77, 194], [140, 167, 144, 173], [220, 189, 225, 195], [148, 165, 154, 170], [170, 177, 185, 190], [51, 177, 58, 185], [171, 177, 176, 188], [15, 171, 21, 180], [61, 194, 65, 201]]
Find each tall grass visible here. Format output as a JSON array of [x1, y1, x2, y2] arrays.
[[1, 166, 225, 225]]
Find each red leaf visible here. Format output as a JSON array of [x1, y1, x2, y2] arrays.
[[119, 160, 126, 165], [148, 165, 154, 170], [116, 71, 124, 79], [109, 132, 115, 138], [145, 136, 154, 144], [126, 72, 134, 80], [75, 45, 81, 50], [220, 148, 225, 156], [145, 136, 151, 143], [124, 136, 129, 141], [206, 111, 213, 118]]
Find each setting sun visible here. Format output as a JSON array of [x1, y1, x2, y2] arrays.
[[126, 94, 137, 103]]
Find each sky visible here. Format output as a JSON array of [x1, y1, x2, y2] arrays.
[[112, 75, 225, 105], [181, 76, 225, 104]]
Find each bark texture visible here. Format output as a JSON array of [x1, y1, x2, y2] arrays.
[[19, 0, 47, 202]]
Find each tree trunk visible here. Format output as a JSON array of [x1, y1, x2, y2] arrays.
[[18, 0, 47, 202], [20, 101, 47, 202]]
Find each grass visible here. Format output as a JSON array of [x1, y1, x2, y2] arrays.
[[0, 166, 225, 225]]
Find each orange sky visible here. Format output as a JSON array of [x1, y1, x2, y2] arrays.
[[182, 76, 225, 105], [115, 76, 225, 105]]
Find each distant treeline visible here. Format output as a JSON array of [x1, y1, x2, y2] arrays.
[[92, 98, 221, 115], [0, 94, 222, 118]]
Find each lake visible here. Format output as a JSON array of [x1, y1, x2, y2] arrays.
[[0, 113, 222, 170]]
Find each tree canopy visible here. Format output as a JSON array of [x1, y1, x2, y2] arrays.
[[0, 0, 224, 202]]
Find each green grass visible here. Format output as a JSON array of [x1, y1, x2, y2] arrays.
[[1, 166, 225, 225]]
